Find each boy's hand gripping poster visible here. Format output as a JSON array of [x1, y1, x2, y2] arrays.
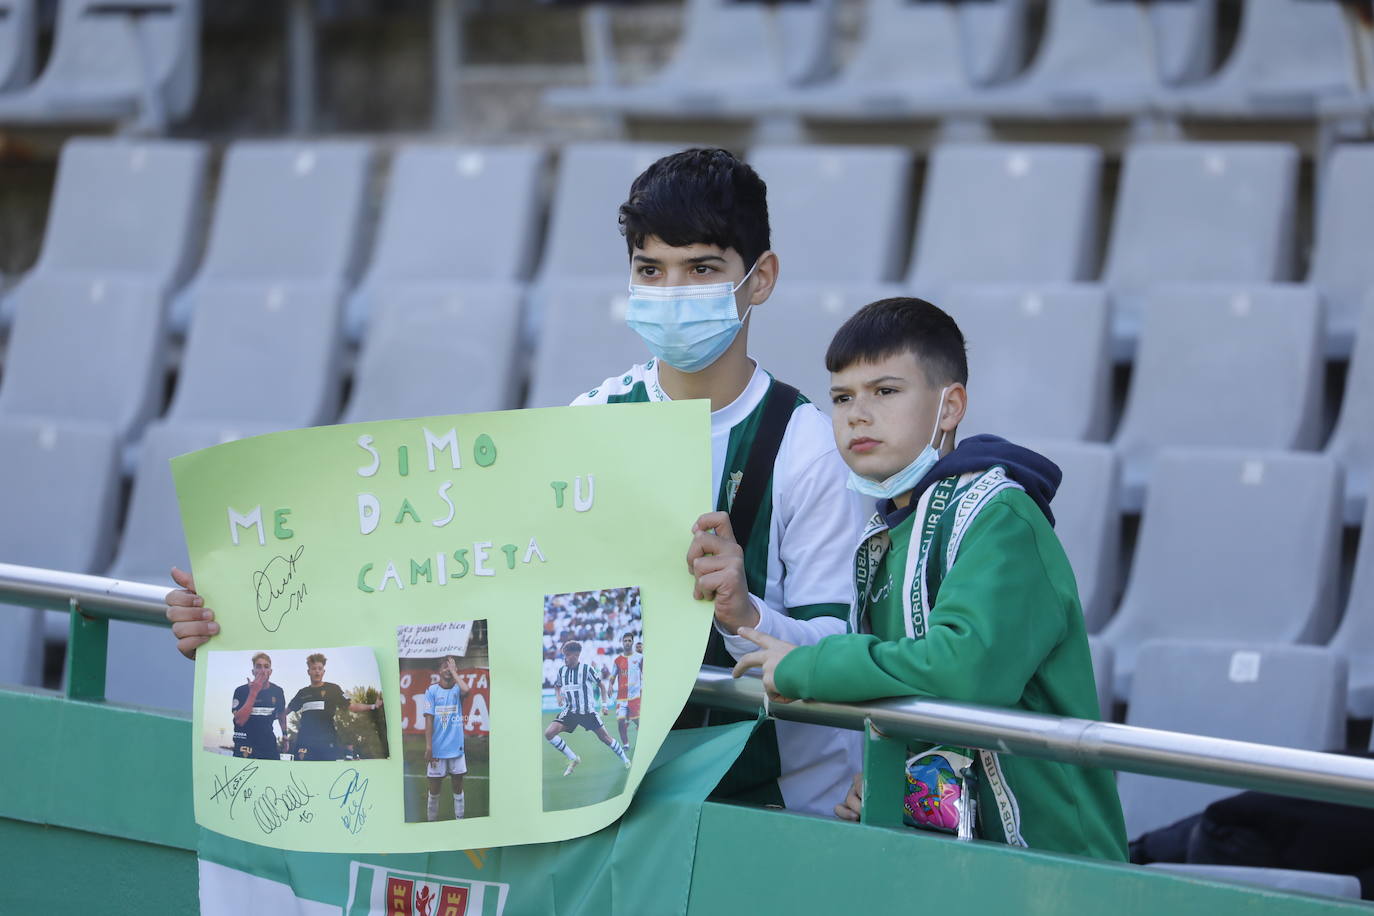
[[175, 402, 711, 853]]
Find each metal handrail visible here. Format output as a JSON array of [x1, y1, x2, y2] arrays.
[[4, 561, 1374, 810]]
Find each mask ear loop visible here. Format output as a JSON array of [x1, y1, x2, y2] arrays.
[[929, 385, 950, 452], [732, 259, 763, 326]]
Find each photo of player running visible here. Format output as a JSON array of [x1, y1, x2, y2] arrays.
[[541, 586, 641, 812], [607, 632, 644, 752], [201, 647, 387, 762], [397, 620, 491, 823]]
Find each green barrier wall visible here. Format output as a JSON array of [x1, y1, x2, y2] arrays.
[[1, 685, 1366, 915]]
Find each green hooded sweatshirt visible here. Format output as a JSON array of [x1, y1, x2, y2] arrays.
[[774, 465, 1128, 860]]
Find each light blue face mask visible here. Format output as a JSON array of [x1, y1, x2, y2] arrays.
[[847, 386, 950, 500], [625, 261, 758, 373]]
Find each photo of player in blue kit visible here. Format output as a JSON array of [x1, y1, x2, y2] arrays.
[[231, 652, 288, 759]]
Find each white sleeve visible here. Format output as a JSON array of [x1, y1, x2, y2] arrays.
[[716, 593, 848, 660], [770, 407, 869, 609]]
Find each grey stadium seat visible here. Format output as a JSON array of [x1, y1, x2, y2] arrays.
[[29, 138, 207, 283], [169, 281, 346, 428], [750, 145, 913, 283], [171, 141, 372, 332], [1100, 448, 1343, 701], [771, 0, 1028, 120], [342, 283, 525, 423], [0, 274, 168, 442], [0, 0, 199, 132], [0, 417, 122, 687], [535, 143, 678, 283], [526, 143, 675, 386], [1120, 640, 1346, 840], [343, 144, 545, 341], [525, 279, 650, 409], [543, 0, 838, 119], [1329, 496, 1374, 717], [1020, 439, 1120, 634], [0, 0, 36, 91], [1308, 145, 1374, 357], [747, 283, 893, 406], [1102, 143, 1299, 353], [947, 285, 1112, 442], [1156, 0, 1368, 119], [1085, 636, 1113, 721], [955, 0, 1165, 119], [907, 144, 1102, 294], [2, 137, 208, 327], [1327, 295, 1374, 525], [106, 422, 267, 711], [1148, 0, 1215, 85], [1114, 285, 1324, 509]]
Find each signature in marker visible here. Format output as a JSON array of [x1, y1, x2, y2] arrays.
[[210, 761, 258, 819], [329, 768, 371, 835], [252, 544, 306, 632], [253, 771, 316, 835]]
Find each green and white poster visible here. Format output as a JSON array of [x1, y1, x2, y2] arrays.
[[174, 402, 712, 854]]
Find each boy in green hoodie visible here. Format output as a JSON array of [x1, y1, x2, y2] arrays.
[[701, 296, 1128, 859]]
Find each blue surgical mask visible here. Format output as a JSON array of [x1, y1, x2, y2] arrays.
[[847, 386, 950, 500], [625, 261, 758, 373]]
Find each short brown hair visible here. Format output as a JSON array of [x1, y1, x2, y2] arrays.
[[251, 652, 271, 667], [306, 653, 326, 666]]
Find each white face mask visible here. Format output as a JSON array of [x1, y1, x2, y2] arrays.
[[624, 261, 758, 373], [846, 386, 949, 500]]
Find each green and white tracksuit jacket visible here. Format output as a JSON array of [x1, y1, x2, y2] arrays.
[[574, 359, 867, 815], [774, 465, 1129, 859]]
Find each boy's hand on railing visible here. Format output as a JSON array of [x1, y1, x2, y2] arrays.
[[687, 511, 759, 634], [165, 566, 219, 660], [732, 626, 797, 704], [835, 771, 863, 822]]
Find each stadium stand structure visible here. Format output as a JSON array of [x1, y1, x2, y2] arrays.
[[1120, 640, 1347, 839], [0, 418, 121, 685], [106, 141, 372, 709], [1086, 634, 1113, 721], [1018, 439, 1120, 636], [1100, 449, 1343, 702], [0, 140, 208, 437], [906, 143, 1102, 292], [543, 0, 839, 122], [946, 285, 1112, 442], [1328, 296, 1374, 525], [1310, 144, 1374, 357], [1330, 490, 1374, 718], [524, 142, 674, 409], [341, 145, 546, 421], [1114, 285, 1326, 510], [1102, 142, 1300, 355], [948, 0, 1213, 120], [0, 0, 35, 92], [743, 144, 913, 404], [0, 0, 199, 133], [751, 0, 1028, 121], [1154, 0, 1371, 121]]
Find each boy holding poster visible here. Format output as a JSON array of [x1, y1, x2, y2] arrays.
[[571, 148, 866, 815], [723, 297, 1128, 858], [168, 147, 865, 817]]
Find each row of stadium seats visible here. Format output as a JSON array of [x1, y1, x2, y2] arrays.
[[0, 0, 198, 132], [546, 0, 1374, 125], [2, 138, 1369, 506], [0, 137, 1371, 724], [1093, 637, 1367, 849]]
